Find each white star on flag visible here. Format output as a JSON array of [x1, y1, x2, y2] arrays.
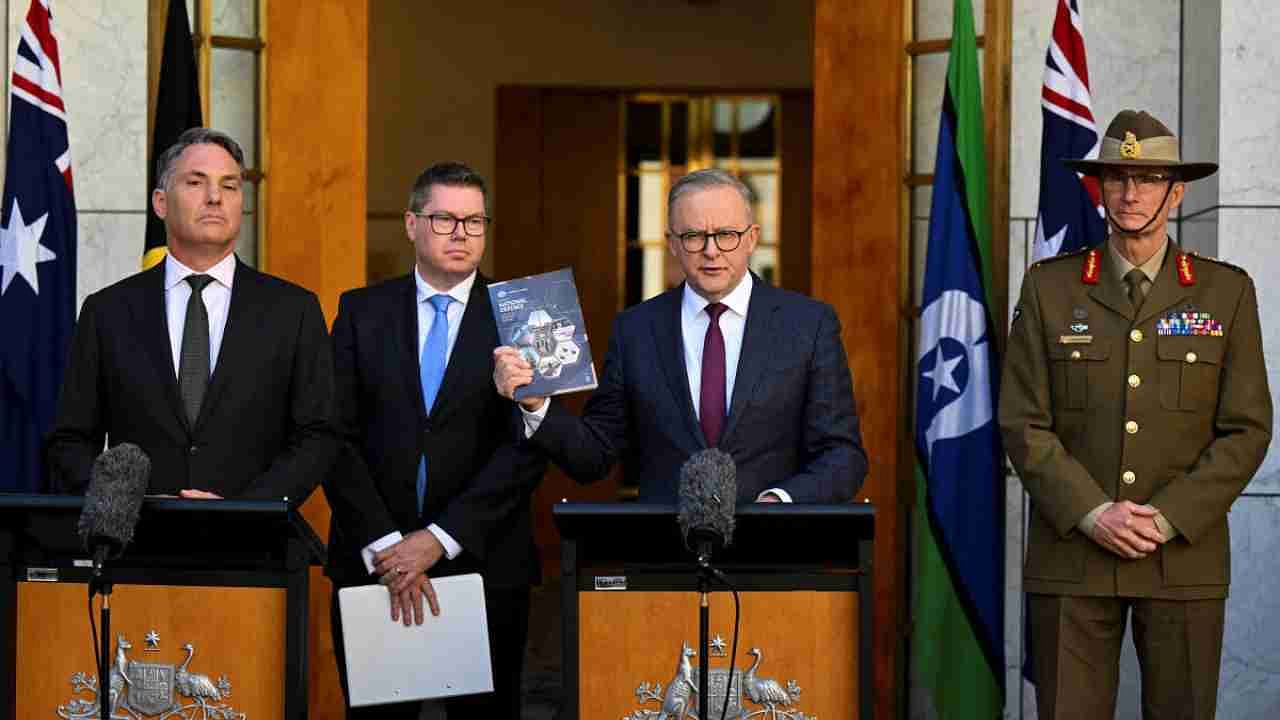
[[0, 198, 55, 296], [1033, 212, 1069, 259], [922, 343, 963, 401]]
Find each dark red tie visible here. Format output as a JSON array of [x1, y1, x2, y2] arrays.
[[700, 303, 728, 447]]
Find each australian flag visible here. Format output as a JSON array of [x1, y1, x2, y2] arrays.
[[0, 0, 76, 493], [1033, 0, 1106, 261]]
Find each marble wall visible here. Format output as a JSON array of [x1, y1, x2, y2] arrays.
[[2, 0, 259, 311], [4, 0, 149, 313], [914, 0, 1279, 717], [1184, 5, 1280, 716]]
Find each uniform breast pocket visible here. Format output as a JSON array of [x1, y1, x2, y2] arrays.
[[1156, 336, 1224, 411], [1048, 341, 1111, 410]]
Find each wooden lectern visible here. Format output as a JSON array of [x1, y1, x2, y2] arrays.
[[0, 494, 322, 719], [554, 503, 875, 719]]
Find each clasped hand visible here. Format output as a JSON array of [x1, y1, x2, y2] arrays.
[[1090, 501, 1166, 559], [372, 529, 445, 626]]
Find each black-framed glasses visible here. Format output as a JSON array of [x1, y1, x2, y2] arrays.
[[671, 225, 754, 253], [411, 212, 491, 236], [1100, 170, 1174, 191]]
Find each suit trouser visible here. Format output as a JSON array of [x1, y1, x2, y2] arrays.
[[331, 582, 531, 720], [1028, 593, 1225, 720]]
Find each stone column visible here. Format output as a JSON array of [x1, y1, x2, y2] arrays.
[[1179, 2, 1280, 715]]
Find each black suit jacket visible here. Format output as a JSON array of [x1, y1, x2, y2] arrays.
[[533, 277, 868, 503], [46, 258, 336, 501], [324, 272, 544, 589]]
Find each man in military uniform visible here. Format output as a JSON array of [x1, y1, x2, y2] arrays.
[[1000, 110, 1272, 719]]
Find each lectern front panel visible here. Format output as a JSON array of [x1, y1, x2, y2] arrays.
[[579, 590, 857, 719], [16, 583, 285, 718]]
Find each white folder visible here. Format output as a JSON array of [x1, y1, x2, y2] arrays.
[[338, 573, 493, 707]]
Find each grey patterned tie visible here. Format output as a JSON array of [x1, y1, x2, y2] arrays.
[[178, 274, 214, 426], [1124, 268, 1147, 314]]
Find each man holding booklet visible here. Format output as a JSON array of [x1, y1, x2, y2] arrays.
[[495, 168, 868, 504], [325, 162, 544, 718]]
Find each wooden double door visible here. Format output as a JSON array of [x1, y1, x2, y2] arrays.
[[492, 86, 815, 575]]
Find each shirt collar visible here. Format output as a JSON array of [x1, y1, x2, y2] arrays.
[[415, 267, 475, 306], [682, 272, 753, 319], [164, 252, 237, 292], [1107, 237, 1169, 284]]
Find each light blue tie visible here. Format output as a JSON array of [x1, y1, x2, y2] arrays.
[[416, 294, 452, 512]]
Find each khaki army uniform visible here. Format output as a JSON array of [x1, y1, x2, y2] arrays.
[[1000, 240, 1272, 718], [1003, 239, 1274, 717], [1002, 106, 1272, 719]]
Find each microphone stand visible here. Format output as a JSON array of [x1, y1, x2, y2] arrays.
[[90, 552, 113, 720], [695, 543, 715, 720]]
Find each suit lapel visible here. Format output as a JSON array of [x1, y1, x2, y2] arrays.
[[400, 274, 428, 419], [1134, 242, 1190, 326], [197, 258, 257, 430], [138, 264, 190, 431], [652, 287, 704, 446], [428, 278, 492, 421], [721, 278, 776, 445]]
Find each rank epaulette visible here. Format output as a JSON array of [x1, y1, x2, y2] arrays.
[[1188, 251, 1248, 275], [1028, 245, 1090, 270]]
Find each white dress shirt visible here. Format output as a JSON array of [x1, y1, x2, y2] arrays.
[[523, 273, 789, 502], [680, 272, 752, 420], [360, 268, 476, 574], [164, 253, 235, 378]]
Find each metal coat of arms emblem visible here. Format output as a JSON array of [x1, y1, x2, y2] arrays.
[[624, 642, 816, 720], [55, 634, 247, 719], [125, 662, 176, 716]]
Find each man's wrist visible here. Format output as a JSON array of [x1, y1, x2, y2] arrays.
[[756, 488, 792, 503], [361, 530, 404, 574], [520, 397, 550, 437], [426, 523, 462, 560], [1078, 502, 1112, 537], [1152, 512, 1177, 542]]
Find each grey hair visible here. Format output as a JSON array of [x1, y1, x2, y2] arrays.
[[667, 168, 755, 223], [407, 162, 489, 213], [154, 128, 246, 191]]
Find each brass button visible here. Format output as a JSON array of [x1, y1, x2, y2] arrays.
[[1122, 470, 1136, 485], [1070, 350, 1082, 360], [1128, 374, 1142, 388], [1130, 329, 1144, 343], [1125, 420, 1139, 434], [1185, 351, 1198, 364]]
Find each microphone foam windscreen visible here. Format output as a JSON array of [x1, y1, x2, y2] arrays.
[[677, 448, 737, 547], [77, 443, 151, 554]]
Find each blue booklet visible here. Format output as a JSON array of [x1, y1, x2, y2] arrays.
[[488, 267, 598, 399]]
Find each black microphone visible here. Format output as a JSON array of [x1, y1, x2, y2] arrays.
[[677, 448, 737, 564], [77, 443, 150, 579]]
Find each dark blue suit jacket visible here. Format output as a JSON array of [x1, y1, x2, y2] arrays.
[[324, 273, 544, 589], [532, 277, 867, 503]]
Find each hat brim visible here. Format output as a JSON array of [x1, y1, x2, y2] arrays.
[[1062, 157, 1219, 182]]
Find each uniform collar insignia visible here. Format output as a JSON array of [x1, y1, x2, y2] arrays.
[[1081, 249, 1101, 285], [1176, 252, 1195, 286]]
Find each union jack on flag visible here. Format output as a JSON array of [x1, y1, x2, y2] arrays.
[[1032, 0, 1106, 261], [0, 0, 77, 492]]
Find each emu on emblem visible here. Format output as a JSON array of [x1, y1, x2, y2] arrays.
[[625, 642, 812, 720], [55, 634, 246, 720]]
